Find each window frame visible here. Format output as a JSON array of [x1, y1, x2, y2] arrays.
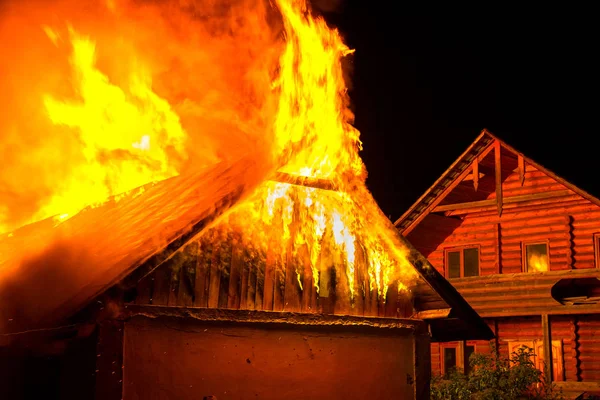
[[521, 240, 550, 273], [444, 245, 481, 279], [440, 342, 477, 376], [507, 339, 564, 381], [594, 233, 600, 268]]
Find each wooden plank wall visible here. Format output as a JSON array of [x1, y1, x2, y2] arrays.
[[420, 165, 600, 277], [410, 156, 600, 381], [130, 226, 414, 319]]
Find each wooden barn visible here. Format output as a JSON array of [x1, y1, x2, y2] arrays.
[[395, 129, 600, 398], [0, 162, 492, 400]]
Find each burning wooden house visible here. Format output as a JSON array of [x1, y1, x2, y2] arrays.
[[395, 129, 600, 398], [0, 0, 493, 399], [0, 163, 492, 400]]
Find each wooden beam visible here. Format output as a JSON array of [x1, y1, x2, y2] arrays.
[[412, 308, 452, 320], [494, 140, 503, 217], [518, 155, 525, 186], [434, 199, 495, 212], [472, 158, 479, 191], [433, 190, 572, 213], [271, 172, 337, 191], [542, 314, 553, 382]]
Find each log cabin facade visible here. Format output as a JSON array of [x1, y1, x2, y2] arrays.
[[395, 129, 600, 396]]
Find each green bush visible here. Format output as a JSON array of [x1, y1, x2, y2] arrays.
[[431, 344, 564, 400]]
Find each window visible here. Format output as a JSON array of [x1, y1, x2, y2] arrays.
[[508, 340, 564, 381], [523, 242, 549, 272], [445, 247, 479, 278], [441, 342, 476, 376]]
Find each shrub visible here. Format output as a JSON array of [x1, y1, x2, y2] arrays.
[[431, 344, 564, 400]]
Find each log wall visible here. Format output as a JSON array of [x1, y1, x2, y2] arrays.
[[409, 153, 600, 383], [418, 165, 600, 277]]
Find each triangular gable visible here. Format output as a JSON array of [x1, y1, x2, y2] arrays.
[[395, 129, 600, 236]]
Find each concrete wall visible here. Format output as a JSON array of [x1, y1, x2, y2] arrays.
[[122, 315, 421, 400]]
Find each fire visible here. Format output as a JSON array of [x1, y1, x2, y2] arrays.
[[0, 0, 416, 303], [198, 0, 417, 300], [41, 26, 187, 221], [528, 253, 549, 272]]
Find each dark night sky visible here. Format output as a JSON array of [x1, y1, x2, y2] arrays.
[[318, 4, 597, 221]]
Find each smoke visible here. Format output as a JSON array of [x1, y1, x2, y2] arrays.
[[0, 0, 283, 232]]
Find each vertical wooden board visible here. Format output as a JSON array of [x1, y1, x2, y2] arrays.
[[177, 242, 197, 307], [283, 254, 302, 312], [246, 252, 257, 310], [227, 236, 243, 310], [207, 240, 221, 309], [262, 247, 276, 311], [193, 241, 210, 308], [167, 255, 183, 306], [239, 248, 249, 310], [95, 321, 123, 400], [397, 290, 414, 318], [353, 243, 367, 317], [135, 273, 153, 305], [273, 253, 286, 312], [333, 254, 351, 315], [255, 251, 265, 311], [218, 234, 232, 309], [300, 244, 315, 313], [150, 263, 171, 306], [283, 202, 302, 312], [384, 282, 400, 318]]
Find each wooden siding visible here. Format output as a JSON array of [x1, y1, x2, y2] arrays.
[[130, 226, 414, 319], [403, 136, 600, 383], [409, 164, 600, 279]]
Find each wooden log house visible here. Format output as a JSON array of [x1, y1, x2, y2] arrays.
[[0, 162, 492, 400], [394, 129, 600, 397]]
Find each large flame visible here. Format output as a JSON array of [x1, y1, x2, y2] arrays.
[[0, 0, 415, 304]]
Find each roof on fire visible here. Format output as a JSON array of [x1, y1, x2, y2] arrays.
[[0, 156, 493, 344]]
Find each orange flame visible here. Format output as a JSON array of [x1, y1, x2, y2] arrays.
[[528, 253, 549, 272], [0, 0, 416, 302]]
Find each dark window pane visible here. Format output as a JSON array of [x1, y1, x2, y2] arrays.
[[465, 345, 475, 375], [444, 347, 457, 374], [526, 243, 549, 272], [447, 251, 461, 278], [464, 248, 479, 277]]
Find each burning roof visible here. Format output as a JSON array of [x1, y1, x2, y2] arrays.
[[0, 0, 492, 342]]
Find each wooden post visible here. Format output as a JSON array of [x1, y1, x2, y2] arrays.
[[472, 158, 479, 192], [457, 340, 468, 374], [518, 154, 525, 186], [542, 314, 553, 382], [494, 140, 503, 217]]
